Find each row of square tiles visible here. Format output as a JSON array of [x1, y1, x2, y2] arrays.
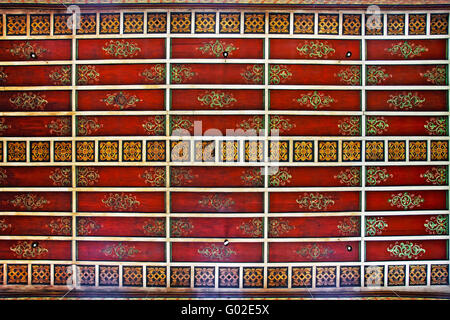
[[1, 264, 448, 288], [1, 12, 449, 36], [1, 140, 448, 163]]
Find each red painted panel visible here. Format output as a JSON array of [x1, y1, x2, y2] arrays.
[[77, 38, 165, 60], [171, 192, 263, 213], [366, 116, 448, 136], [270, 192, 361, 213], [270, 39, 361, 60], [77, 192, 165, 213], [171, 89, 264, 110], [171, 217, 263, 238], [366, 166, 448, 186], [366, 39, 447, 60], [0, 116, 71, 137], [0, 40, 72, 61], [269, 64, 361, 85], [76, 115, 165, 136], [269, 241, 360, 262], [270, 89, 361, 111], [170, 115, 264, 136], [366, 65, 448, 86], [0, 166, 72, 187], [0, 65, 72, 86], [0, 192, 72, 212], [77, 90, 165, 111], [365, 240, 448, 261], [0, 240, 71, 260], [171, 242, 263, 262], [365, 215, 449, 237], [170, 64, 264, 84], [76, 217, 165, 237], [0, 91, 71, 112], [0, 216, 72, 236], [77, 64, 165, 85], [365, 190, 447, 211], [366, 90, 447, 111], [170, 166, 263, 187], [76, 166, 166, 187], [77, 241, 165, 262], [271, 166, 361, 187], [269, 216, 361, 238], [171, 38, 263, 59], [270, 115, 361, 136]]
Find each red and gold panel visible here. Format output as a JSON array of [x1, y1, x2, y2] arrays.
[[269, 64, 361, 85], [0, 166, 72, 187], [76, 166, 165, 187], [366, 65, 447, 86], [366, 40, 447, 60], [77, 241, 165, 262], [76, 116, 165, 136], [0, 40, 72, 61], [365, 240, 448, 261], [171, 192, 263, 213], [0, 65, 72, 86], [365, 215, 449, 237], [171, 38, 263, 59], [171, 242, 263, 262], [77, 38, 165, 60], [171, 89, 264, 110], [76, 64, 165, 85], [0, 91, 71, 112], [0, 216, 72, 236], [270, 115, 361, 136], [0, 116, 71, 137], [269, 241, 360, 262], [77, 192, 165, 213], [366, 166, 448, 186], [170, 63, 264, 85], [0, 240, 71, 260], [365, 190, 448, 211], [270, 192, 361, 213], [77, 90, 165, 111], [269, 216, 361, 238], [366, 116, 448, 136], [366, 90, 447, 112], [270, 39, 361, 60], [76, 217, 165, 237], [270, 89, 361, 111], [0, 192, 71, 212], [171, 217, 263, 238]]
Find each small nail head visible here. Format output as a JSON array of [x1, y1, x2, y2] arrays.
[[30, 52, 37, 59], [224, 240, 229, 246], [32, 242, 39, 248], [223, 51, 228, 58], [346, 245, 352, 252], [346, 51, 352, 58]]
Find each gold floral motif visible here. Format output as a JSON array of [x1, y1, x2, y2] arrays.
[[97, 141, 117, 162], [10, 194, 49, 210], [77, 217, 101, 236], [9, 41, 48, 59], [197, 91, 237, 109], [102, 242, 140, 260], [9, 92, 48, 111], [102, 193, 141, 211], [171, 64, 195, 84], [335, 66, 361, 86], [295, 243, 334, 260], [197, 39, 236, 57], [0, 168, 7, 185], [77, 117, 102, 136], [294, 141, 313, 162], [198, 194, 235, 211], [269, 65, 292, 85], [198, 244, 236, 260], [420, 166, 447, 185], [77, 167, 100, 186], [241, 64, 264, 84], [269, 167, 292, 187], [338, 116, 361, 136], [367, 66, 391, 85], [54, 141, 72, 162], [170, 167, 198, 186], [30, 142, 50, 162], [0, 219, 12, 232], [386, 41, 427, 59], [295, 91, 335, 110], [337, 217, 360, 236], [0, 118, 11, 134], [141, 167, 166, 187], [47, 118, 71, 136], [141, 64, 165, 83], [49, 167, 71, 187], [387, 241, 426, 259], [240, 167, 263, 187], [102, 39, 141, 58], [10, 241, 48, 259], [238, 218, 263, 237], [296, 193, 335, 211], [269, 115, 295, 134], [7, 141, 26, 162], [123, 141, 142, 162], [49, 66, 71, 85], [296, 40, 335, 58], [142, 218, 165, 237], [142, 116, 165, 135], [269, 218, 295, 237], [102, 91, 141, 110], [171, 218, 194, 237], [420, 66, 446, 85], [48, 217, 71, 235], [388, 192, 424, 210], [334, 167, 361, 186], [424, 215, 448, 235], [387, 92, 425, 110], [77, 65, 100, 85], [0, 67, 8, 83]]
